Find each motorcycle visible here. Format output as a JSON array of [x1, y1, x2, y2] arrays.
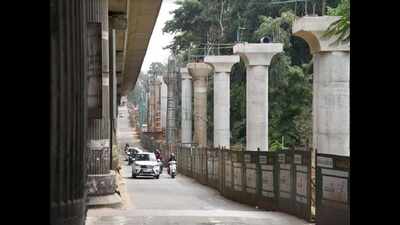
[[157, 159, 163, 174], [168, 160, 177, 178], [127, 152, 135, 165]]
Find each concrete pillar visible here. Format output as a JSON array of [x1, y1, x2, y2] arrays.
[[109, 28, 117, 169], [86, 0, 120, 206], [50, 0, 87, 223], [233, 43, 283, 151], [164, 55, 177, 145], [188, 63, 213, 148], [293, 16, 350, 156], [160, 76, 168, 132], [153, 78, 162, 132], [204, 55, 240, 149], [148, 79, 156, 132], [180, 68, 192, 147]]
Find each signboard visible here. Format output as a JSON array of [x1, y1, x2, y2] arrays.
[[259, 155, 267, 164], [278, 154, 285, 163], [87, 22, 102, 118], [246, 165, 257, 193], [322, 175, 348, 203], [294, 154, 302, 164], [233, 164, 242, 191], [225, 161, 231, 187], [317, 156, 333, 168], [279, 169, 291, 193], [244, 154, 251, 163], [296, 172, 308, 197], [262, 171, 274, 193]]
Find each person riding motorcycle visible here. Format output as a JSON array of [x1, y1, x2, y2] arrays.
[[167, 153, 176, 174], [124, 143, 130, 161], [124, 143, 130, 153], [155, 149, 163, 173]]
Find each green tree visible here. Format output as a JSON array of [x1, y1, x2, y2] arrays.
[[324, 0, 350, 44], [148, 62, 166, 78]]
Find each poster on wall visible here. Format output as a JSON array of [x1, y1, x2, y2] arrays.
[[296, 172, 307, 197], [322, 175, 348, 203], [225, 162, 231, 186], [207, 160, 213, 176], [259, 155, 267, 164], [246, 169, 256, 189], [233, 167, 242, 191], [262, 171, 274, 192], [279, 170, 291, 193]]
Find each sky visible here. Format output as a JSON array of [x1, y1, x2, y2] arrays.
[[141, 0, 179, 74]]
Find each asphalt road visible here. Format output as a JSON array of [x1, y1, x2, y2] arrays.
[[86, 107, 312, 225]]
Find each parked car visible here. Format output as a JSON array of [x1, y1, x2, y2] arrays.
[[131, 152, 160, 179]]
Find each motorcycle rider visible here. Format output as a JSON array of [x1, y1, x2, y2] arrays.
[[167, 153, 176, 174], [155, 149, 163, 173], [124, 143, 130, 153], [124, 143, 130, 161]]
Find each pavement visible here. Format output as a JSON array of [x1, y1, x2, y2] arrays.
[[85, 106, 313, 225]]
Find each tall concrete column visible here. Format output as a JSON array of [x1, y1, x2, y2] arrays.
[[180, 68, 192, 147], [86, 0, 120, 206], [154, 78, 162, 132], [160, 76, 168, 132], [164, 55, 177, 146], [148, 79, 156, 132], [50, 0, 87, 223], [293, 16, 350, 156], [188, 63, 213, 148], [204, 55, 240, 149], [233, 43, 283, 151]]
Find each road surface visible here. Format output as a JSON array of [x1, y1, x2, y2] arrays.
[[86, 106, 312, 225]]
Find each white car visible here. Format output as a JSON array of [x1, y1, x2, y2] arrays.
[[131, 152, 160, 179]]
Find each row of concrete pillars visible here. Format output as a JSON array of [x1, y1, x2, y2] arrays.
[[179, 16, 349, 156]]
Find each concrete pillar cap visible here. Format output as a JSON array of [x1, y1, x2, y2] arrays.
[[233, 43, 283, 66], [187, 63, 213, 80], [292, 16, 350, 54], [204, 55, 240, 73]]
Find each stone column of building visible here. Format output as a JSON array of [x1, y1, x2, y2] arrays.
[[86, 0, 120, 205], [204, 55, 240, 149], [180, 68, 193, 147], [293, 16, 350, 156], [188, 63, 213, 148], [233, 43, 283, 151]]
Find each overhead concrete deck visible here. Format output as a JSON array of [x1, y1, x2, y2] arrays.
[[109, 0, 162, 97]]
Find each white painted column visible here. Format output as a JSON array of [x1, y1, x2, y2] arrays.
[[293, 16, 350, 156], [233, 43, 283, 151], [160, 76, 168, 132], [180, 68, 193, 147], [188, 63, 213, 148], [205, 55, 240, 149]]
